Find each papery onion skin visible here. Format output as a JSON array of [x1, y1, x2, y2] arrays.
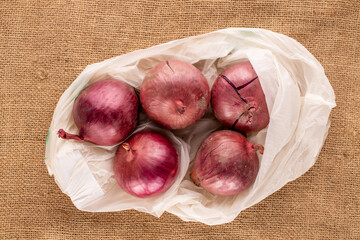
[[211, 61, 270, 133], [58, 79, 139, 146], [140, 60, 210, 129], [191, 130, 263, 196], [113, 130, 179, 198]]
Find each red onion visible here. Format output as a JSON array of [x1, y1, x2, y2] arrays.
[[211, 61, 269, 133], [191, 130, 263, 196], [58, 79, 139, 146], [140, 60, 210, 129], [113, 130, 178, 198]]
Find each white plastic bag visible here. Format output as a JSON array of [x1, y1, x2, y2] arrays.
[[45, 28, 336, 225]]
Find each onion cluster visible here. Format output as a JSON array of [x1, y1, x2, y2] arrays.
[[58, 59, 269, 198]]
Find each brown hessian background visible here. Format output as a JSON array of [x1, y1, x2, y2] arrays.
[[1, 1, 359, 239]]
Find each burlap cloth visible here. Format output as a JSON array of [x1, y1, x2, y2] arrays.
[[1, 1, 359, 239]]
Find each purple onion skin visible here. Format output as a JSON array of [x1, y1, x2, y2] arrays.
[[114, 131, 179, 198], [58, 79, 139, 146], [140, 60, 210, 130], [211, 61, 270, 133], [191, 130, 263, 196]]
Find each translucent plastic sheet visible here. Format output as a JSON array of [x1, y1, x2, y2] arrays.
[[45, 28, 336, 225]]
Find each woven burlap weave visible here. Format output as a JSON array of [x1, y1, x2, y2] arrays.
[[1, 1, 359, 239]]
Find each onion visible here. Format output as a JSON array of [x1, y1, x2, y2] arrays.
[[211, 61, 269, 133], [190, 130, 263, 196], [113, 130, 178, 198], [140, 60, 210, 129], [58, 79, 139, 146]]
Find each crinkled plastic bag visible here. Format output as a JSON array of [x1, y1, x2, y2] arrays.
[[45, 28, 336, 225]]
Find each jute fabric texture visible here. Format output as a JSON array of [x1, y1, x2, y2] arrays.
[[0, 1, 359, 239]]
